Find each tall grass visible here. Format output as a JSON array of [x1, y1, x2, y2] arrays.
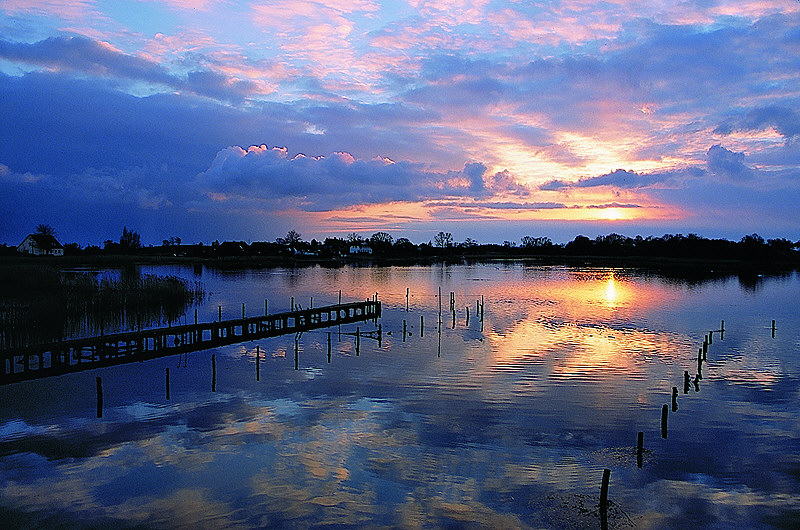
[[0, 265, 204, 349]]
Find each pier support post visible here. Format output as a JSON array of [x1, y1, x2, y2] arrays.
[[96, 376, 103, 418], [661, 404, 668, 439], [600, 468, 611, 530], [637, 432, 644, 468]]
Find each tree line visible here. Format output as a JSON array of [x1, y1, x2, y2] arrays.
[[3, 227, 799, 263]]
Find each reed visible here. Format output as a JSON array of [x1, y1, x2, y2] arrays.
[[0, 264, 204, 349]]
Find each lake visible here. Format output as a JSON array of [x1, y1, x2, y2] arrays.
[[1, 262, 799, 528]]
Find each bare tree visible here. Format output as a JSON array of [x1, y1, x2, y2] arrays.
[[35, 224, 56, 236], [434, 231, 453, 248]]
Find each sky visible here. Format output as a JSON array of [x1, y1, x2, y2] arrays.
[[1, 1, 799, 246]]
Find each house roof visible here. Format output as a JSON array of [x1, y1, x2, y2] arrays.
[[24, 233, 63, 249]]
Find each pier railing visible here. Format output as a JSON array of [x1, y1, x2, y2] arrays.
[[1, 300, 381, 385]]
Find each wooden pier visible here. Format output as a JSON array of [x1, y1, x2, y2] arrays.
[[1, 300, 381, 385]]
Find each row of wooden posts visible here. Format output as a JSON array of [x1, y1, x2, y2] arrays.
[[600, 318, 784, 528]]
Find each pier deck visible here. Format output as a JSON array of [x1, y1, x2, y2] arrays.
[[1, 300, 381, 384]]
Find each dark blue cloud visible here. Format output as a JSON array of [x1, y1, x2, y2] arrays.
[[715, 106, 800, 139], [539, 169, 673, 191], [706, 144, 753, 180]]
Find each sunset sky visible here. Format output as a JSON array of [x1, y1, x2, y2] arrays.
[[2, 1, 799, 246]]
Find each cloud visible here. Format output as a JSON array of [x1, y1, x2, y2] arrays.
[[0, 35, 261, 102], [539, 169, 674, 191], [706, 144, 753, 180], [196, 145, 516, 210], [715, 106, 800, 139]]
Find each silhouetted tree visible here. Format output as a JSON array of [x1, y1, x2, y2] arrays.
[[35, 224, 56, 236], [119, 227, 142, 251], [434, 231, 453, 248]]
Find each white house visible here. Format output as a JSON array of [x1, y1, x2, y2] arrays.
[[349, 245, 372, 255], [17, 234, 64, 256]]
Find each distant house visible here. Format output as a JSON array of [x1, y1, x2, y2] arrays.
[[17, 234, 64, 256], [349, 245, 372, 255]]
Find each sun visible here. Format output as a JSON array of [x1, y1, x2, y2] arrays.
[[599, 208, 625, 220]]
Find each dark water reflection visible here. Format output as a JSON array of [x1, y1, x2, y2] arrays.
[[1, 264, 799, 528]]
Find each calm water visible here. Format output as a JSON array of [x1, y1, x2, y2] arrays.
[[1, 263, 799, 528]]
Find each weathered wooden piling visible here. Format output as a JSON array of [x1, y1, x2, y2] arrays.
[[218, 305, 222, 322], [194, 308, 198, 325], [402, 320, 407, 342], [600, 468, 611, 530], [166, 367, 170, 400], [420, 315, 424, 337], [356, 327, 360, 355], [481, 295, 484, 320], [694, 374, 700, 392], [294, 337, 299, 369], [406, 287, 409, 312], [637, 432, 644, 468], [378, 324, 382, 347], [438, 286, 442, 322], [265, 299, 268, 315], [212, 354, 216, 392], [708, 332, 712, 345], [466, 307, 470, 326], [772, 319, 776, 338], [452, 310, 456, 329], [450, 291, 454, 311], [96, 376, 103, 418], [242, 303, 245, 319], [661, 404, 668, 438], [684, 370, 690, 394], [672, 386, 678, 412]]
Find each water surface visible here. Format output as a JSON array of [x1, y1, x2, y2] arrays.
[[1, 263, 799, 528]]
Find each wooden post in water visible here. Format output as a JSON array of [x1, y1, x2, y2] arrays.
[[96, 376, 103, 419], [600, 468, 611, 530], [452, 310, 456, 329], [356, 327, 360, 355], [218, 306, 222, 322], [256, 345, 260, 381], [661, 404, 668, 439], [420, 315, 424, 337], [684, 371, 690, 394], [438, 286, 442, 323], [466, 307, 470, 326], [212, 354, 216, 392], [708, 331, 712, 345], [450, 292, 454, 311], [166, 368, 170, 400], [481, 295, 484, 321], [338, 290, 342, 305], [672, 386, 678, 412], [310, 297, 313, 309], [327, 332, 332, 362], [637, 432, 644, 468], [772, 319, 776, 338], [406, 288, 409, 312], [378, 324, 382, 347], [402, 320, 407, 342]]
